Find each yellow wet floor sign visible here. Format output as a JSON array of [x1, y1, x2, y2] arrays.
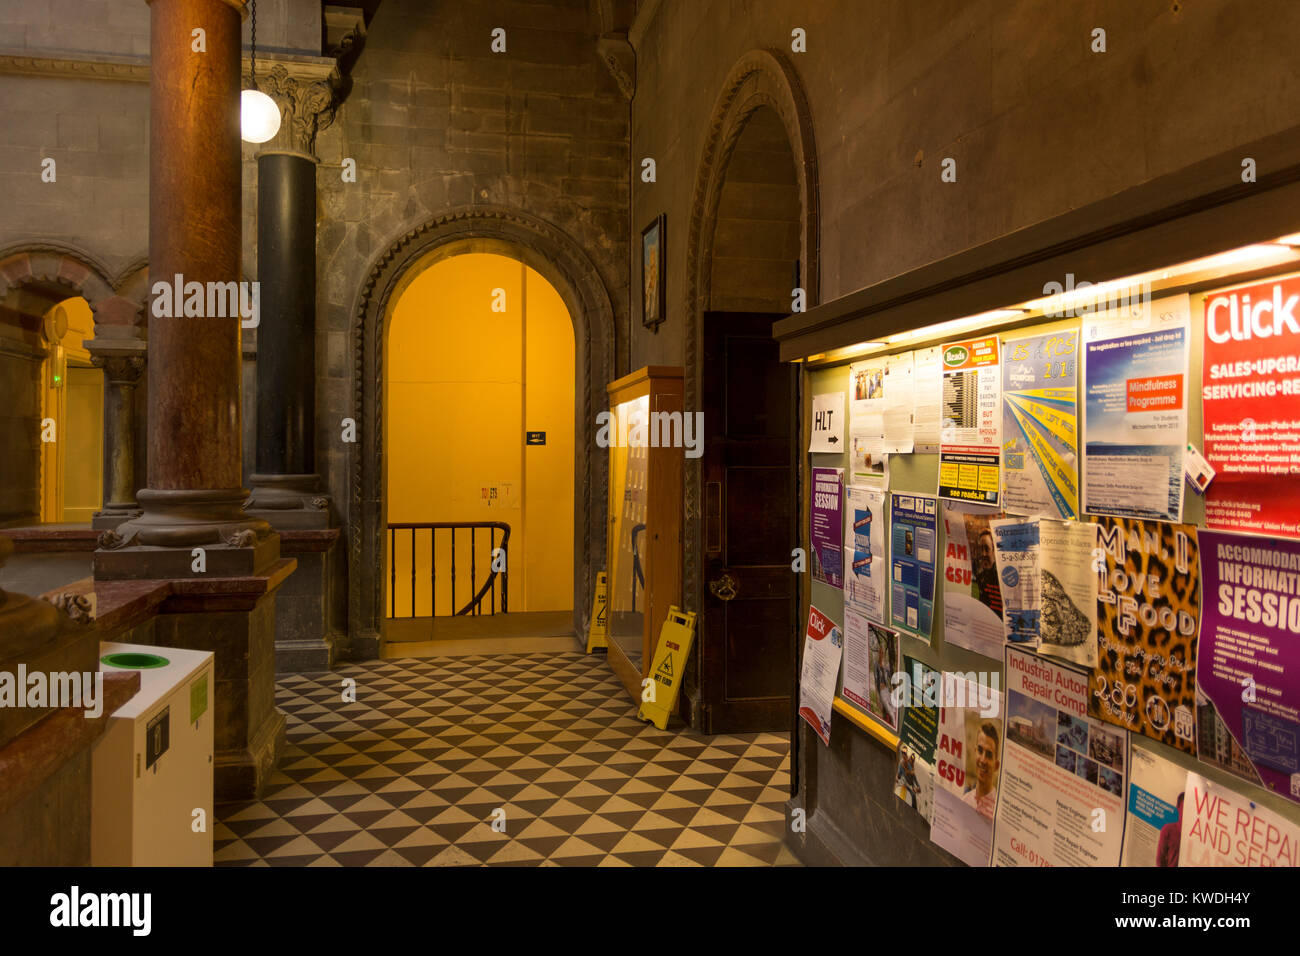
[[585, 571, 608, 653], [637, 606, 697, 730]]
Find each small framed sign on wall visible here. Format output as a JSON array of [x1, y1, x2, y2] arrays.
[[641, 214, 666, 331]]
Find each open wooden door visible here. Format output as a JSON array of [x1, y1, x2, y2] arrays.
[[699, 311, 798, 733]]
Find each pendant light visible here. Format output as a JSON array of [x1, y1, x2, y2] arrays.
[[240, 0, 281, 143]]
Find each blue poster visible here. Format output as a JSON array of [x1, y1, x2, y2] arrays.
[[1082, 299, 1189, 522], [890, 493, 937, 640]]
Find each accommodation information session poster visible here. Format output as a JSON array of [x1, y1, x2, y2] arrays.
[[939, 336, 1002, 506], [845, 484, 887, 623], [1001, 328, 1080, 519], [1197, 531, 1300, 804], [993, 648, 1126, 867], [810, 467, 844, 589], [890, 492, 937, 640], [1202, 275, 1300, 538], [1082, 295, 1190, 522], [1090, 517, 1200, 755]]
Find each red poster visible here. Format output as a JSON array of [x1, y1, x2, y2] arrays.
[[1202, 275, 1300, 537]]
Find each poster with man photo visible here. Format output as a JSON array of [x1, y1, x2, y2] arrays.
[[930, 674, 1003, 866], [941, 502, 1004, 659]]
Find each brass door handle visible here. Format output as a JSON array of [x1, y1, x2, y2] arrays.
[[709, 573, 737, 601]]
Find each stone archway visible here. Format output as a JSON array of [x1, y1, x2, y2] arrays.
[[0, 242, 149, 524], [682, 49, 820, 611], [350, 205, 618, 657]]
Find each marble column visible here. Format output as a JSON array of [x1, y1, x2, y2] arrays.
[[95, 0, 276, 579], [88, 346, 145, 530]]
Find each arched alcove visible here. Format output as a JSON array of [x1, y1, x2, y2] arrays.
[[350, 207, 618, 657]]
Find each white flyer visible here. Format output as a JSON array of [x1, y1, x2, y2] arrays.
[[990, 517, 1040, 647], [809, 391, 845, 453], [913, 346, 943, 453], [798, 605, 844, 746], [1179, 771, 1300, 866], [844, 484, 887, 623], [1121, 742, 1188, 867], [1036, 519, 1098, 668], [884, 351, 916, 454]]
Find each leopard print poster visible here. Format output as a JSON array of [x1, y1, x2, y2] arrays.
[[1089, 516, 1199, 754]]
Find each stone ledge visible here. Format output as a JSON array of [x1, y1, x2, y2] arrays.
[[3, 526, 99, 553], [0, 670, 138, 821], [279, 528, 341, 552]]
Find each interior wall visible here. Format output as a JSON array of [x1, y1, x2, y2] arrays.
[[386, 252, 574, 616], [629, 0, 1300, 367]]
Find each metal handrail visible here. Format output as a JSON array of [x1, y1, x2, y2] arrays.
[[387, 521, 510, 618]]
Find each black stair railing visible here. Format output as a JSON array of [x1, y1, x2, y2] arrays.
[[387, 521, 510, 618]]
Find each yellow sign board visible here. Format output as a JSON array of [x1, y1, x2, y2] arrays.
[[585, 571, 609, 653], [637, 606, 697, 730]]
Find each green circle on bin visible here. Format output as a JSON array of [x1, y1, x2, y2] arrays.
[[101, 652, 170, 669]]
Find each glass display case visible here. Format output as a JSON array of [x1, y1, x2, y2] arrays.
[[605, 366, 684, 703]]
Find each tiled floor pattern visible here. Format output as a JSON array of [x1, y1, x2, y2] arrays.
[[214, 652, 798, 866]]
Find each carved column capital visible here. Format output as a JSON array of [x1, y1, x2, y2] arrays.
[[597, 33, 636, 100], [258, 63, 337, 159], [89, 352, 146, 385]]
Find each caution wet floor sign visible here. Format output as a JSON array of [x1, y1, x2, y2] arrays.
[[585, 571, 608, 653], [637, 606, 697, 730]]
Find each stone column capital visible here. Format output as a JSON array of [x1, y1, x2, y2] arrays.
[[257, 63, 338, 160], [88, 350, 146, 385]]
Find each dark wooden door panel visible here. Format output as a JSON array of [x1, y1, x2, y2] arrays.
[[700, 311, 797, 734]]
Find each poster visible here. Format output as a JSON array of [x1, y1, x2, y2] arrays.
[[1037, 519, 1099, 668], [840, 608, 872, 715], [993, 647, 1126, 867], [939, 336, 1002, 505], [1082, 295, 1190, 522], [1179, 771, 1300, 866], [798, 605, 843, 746], [884, 352, 916, 454], [1001, 328, 1079, 519], [809, 391, 845, 453], [1122, 743, 1189, 867], [990, 518, 1040, 645], [845, 485, 887, 623], [1089, 517, 1199, 755], [894, 656, 940, 823], [890, 492, 938, 640], [941, 503, 1004, 660], [913, 346, 943, 454], [930, 674, 1003, 867], [810, 467, 844, 589], [1196, 687, 1264, 787], [1197, 531, 1300, 804], [1202, 275, 1300, 538]]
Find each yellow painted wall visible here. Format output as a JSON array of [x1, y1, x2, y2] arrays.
[[386, 253, 575, 615]]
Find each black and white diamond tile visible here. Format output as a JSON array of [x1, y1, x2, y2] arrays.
[[214, 652, 798, 866]]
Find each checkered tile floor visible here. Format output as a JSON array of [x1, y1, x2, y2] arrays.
[[213, 652, 797, 866]]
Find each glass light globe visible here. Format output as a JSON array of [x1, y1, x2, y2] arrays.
[[241, 89, 281, 143]]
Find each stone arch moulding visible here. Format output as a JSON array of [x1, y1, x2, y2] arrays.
[[0, 241, 149, 335], [682, 48, 821, 612], [349, 205, 618, 658]]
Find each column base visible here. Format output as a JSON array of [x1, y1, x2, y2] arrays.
[[94, 487, 278, 579], [214, 705, 286, 802], [246, 474, 331, 529], [91, 507, 142, 531]]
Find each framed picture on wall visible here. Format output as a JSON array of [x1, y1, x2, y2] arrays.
[[641, 214, 666, 331]]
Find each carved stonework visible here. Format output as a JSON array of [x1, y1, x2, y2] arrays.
[[89, 353, 145, 385], [48, 592, 93, 624], [596, 34, 635, 100], [258, 64, 339, 158], [224, 529, 257, 549], [97, 529, 125, 550]]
